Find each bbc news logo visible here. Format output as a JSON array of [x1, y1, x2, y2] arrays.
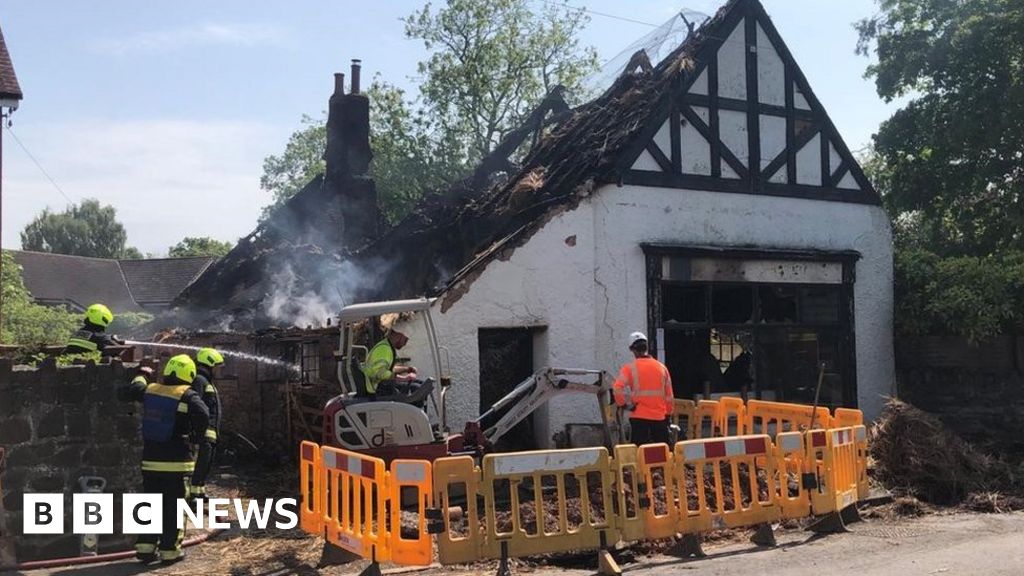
[[23, 494, 299, 534]]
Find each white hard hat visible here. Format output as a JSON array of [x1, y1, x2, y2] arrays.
[[628, 332, 648, 348]]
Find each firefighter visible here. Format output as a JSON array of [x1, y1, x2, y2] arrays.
[[65, 303, 124, 355], [189, 348, 224, 500], [361, 329, 416, 396], [613, 332, 674, 445], [120, 354, 210, 565]]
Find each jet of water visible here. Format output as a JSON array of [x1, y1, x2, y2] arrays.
[[124, 340, 302, 374]]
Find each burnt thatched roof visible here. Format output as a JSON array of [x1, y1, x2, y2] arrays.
[[357, 1, 739, 308], [171, 0, 740, 329]]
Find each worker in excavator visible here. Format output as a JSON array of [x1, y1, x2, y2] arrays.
[[189, 348, 224, 501], [65, 303, 124, 355], [613, 332, 674, 445], [119, 354, 210, 565], [362, 328, 416, 397]]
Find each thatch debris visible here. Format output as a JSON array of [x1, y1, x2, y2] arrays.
[[870, 399, 1023, 509]]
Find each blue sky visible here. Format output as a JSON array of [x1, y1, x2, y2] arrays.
[[0, 0, 893, 254]]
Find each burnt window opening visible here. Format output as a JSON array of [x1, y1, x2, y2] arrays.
[[758, 286, 798, 323], [297, 341, 320, 384], [712, 285, 754, 324], [662, 284, 707, 324]]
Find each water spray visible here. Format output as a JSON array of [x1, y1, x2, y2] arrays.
[[124, 340, 302, 375]]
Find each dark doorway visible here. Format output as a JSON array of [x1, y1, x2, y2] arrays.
[[478, 328, 537, 451]]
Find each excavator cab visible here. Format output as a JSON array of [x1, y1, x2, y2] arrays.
[[324, 298, 456, 461]]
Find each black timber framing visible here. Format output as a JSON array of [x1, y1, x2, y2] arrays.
[[618, 0, 881, 206], [745, 13, 760, 193]]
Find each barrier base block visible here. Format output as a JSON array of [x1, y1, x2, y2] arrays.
[[598, 549, 622, 576], [750, 523, 777, 547], [668, 533, 706, 558], [359, 561, 383, 576], [806, 511, 848, 534], [318, 541, 362, 568], [841, 504, 864, 525]]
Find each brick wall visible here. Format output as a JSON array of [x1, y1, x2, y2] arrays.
[[897, 335, 1024, 458], [0, 358, 141, 563]]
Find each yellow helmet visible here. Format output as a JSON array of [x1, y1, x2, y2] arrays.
[[85, 303, 113, 328], [196, 348, 225, 368], [163, 354, 197, 384]]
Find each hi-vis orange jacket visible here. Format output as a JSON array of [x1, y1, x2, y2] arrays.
[[613, 356, 674, 421]]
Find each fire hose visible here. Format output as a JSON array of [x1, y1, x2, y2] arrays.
[[0, 528, 225, 572]]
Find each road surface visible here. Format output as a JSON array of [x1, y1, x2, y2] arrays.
[[6, 511, 1024, 575]]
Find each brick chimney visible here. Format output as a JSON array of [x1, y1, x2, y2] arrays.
[[324, 59, 380, 248]]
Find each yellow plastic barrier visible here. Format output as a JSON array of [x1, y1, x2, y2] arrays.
[[432, 455, 482, 565], [747, 399, 831, 438], [805, 425, 864, 515], [693, 400, 720, 438], [774, 431, 811, 519], [479, 447, 615, 558], [612, 444, 645, 542], [716, 397, 748, 437], [299, 441, 322, 535], [833, 407, 864, 429], [321, 446, 390, 561], [853, 425, 869, 501], [637, 444, 677, 539], [389, 459, 434, 566], [671, 399, 697, 440], [673, 434, 781, 532]]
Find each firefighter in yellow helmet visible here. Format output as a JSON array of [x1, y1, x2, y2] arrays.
[[65, 303, 124, 355], [119, 354, 210, 565], [189, 348, 224, 500]]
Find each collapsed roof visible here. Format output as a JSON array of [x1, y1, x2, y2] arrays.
[[171, 0, 742, 330]]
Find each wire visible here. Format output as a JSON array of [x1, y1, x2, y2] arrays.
[[535, 0, 660, 28], [3, 125, 76, 205]]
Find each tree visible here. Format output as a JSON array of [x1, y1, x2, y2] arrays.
[[857, 0, 1024, 255], [20, 199, 142, 259], [169, 236, 234, 258], [260, 0, 597, 222], [1, 250, 79, 346]]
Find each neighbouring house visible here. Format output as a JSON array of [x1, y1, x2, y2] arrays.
[[10, 251, 215, 313], [174, 0, 894, 449]]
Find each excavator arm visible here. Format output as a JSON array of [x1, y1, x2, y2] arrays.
[[461, 368, 622, 453]]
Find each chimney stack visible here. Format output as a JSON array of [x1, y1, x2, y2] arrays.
[[351, 59, 361, 94], [324, 58, 379, 248]]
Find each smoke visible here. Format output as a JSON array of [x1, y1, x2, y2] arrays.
[[263, 256, 389, 328]]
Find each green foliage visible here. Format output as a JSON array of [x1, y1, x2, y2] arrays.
[[857, 0, 1024, 255], [405, 0, 598, 164], [168, 236, 234, 258], [260, 0, 597, 223], [260, 115, 327, 220], [109, 311, 154, 335], [20, 198, 142, 259], [1, 250, 79, 346], [894, 247, 1024, 343]]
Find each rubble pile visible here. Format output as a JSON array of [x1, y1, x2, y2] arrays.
[[871, 399, 1024, 509]]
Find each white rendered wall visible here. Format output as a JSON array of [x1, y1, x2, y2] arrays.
[[399, 185, 894, 447]]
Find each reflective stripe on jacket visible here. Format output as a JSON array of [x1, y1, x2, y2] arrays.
[[613, 356, 673, 421], [66, 329, 99, 352]]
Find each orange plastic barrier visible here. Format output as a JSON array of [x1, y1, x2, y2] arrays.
[[322, 446, 390, 561], [670, 399, 697, 440], [673, 435, 781, 532], [389, 459, 434, 565], [747, 399, 831, 438], [693, 400, 720, 438], [613, 443, 645, 542], [716, 397, 748, 437], [774, 431, 811, 519], [299, 441, 322, 535], [637, 443, 676, 539], [805, 426, 864, 515], [833, 407, 864, 429]]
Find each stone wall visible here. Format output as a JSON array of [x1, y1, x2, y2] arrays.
[[0, 358, 141, 563], [897, 335, 1024, 458]]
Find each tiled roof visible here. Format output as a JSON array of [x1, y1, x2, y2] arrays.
[[120, 257, 214, 305], [0, 23, 23, 101], [10, 251, 216, 312]]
